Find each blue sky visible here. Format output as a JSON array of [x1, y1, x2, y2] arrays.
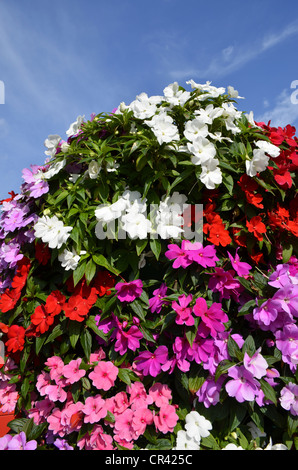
[[0, 0, 298, 201]]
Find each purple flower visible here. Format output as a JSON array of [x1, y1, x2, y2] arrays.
[[115, 279, 143, 302], [243, 348, 268, 379], [54, 438, 73, 450], [280, 382, 298, 416], [0, 431, 37, 450], [225, 365, 260, 403], [275, 323, 298, 371], [227, 248, 252, 277], [268, 264, 291, 288], [149, 283, 169, 313], [165, 241, 193, 269], [272, 285, 298, 317], [135, 345, 168, 377], [208, 267, 242, 301], [22, 165, 49, 199]]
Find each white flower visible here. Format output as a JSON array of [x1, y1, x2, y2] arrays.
[[194, 104, 223, 124], [145, 111, 180, 145], [186, 80, 225, 99], [106, 161, 120, 172], [43, 159, 66, 179], [247, 421, 266, 439], [121, 212, 152, 239], [222, 443, 244, 450], [34, 215, 72, 249], [246, 149, 270, 177], [44, 134, 61, 158], [185, 411, 212, 442], [66, 115, 85, 138], [88, 160, 101, 179], [199, 159, 222, 189], [174, 430, 201, 450], [163, 82, 191, 107], [255, 140, 280, 158], [227, 85, 244, 99], [129, 92, 161, 120], [60, 141, 70, 152], [184, 118, 209, 141], [58, 248, 81, 271], [187, 136, 217, 165]]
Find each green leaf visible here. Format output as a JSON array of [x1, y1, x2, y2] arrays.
[[69, 321, 82, 348], [85, 258, 97, 284], [150, 238, 161, 260], [227, 335, 243, 361], [92, 253, 120, 276], [222, 173, 234, 195], [130, 299, 146, 321], [260, 378, 277, 405], [238, 299, 257, 316], [80, 328, 92, 360], [73, 260, 87, 286]]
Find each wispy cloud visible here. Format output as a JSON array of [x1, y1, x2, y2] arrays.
[[169, 21, 298, 81], [255, 88, 298, 127]]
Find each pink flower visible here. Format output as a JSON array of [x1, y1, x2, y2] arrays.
[[127, 382, 151, 410], [132, 407, 153, 436], [36, 371, 51, 396], [165, 242, 193, 269], [114, 408, 138, 441], [115, 279, 143, 302], [135, 345, 168, 377], [172, 294, 194, 326], [45, 356, 64, 382], [193, 298, 228, 337], [89, 361, 118, 391], [83, 395, 107, 424], [63, 358, 86, 384], [28, 398, 55, 425], [153, 404, 179, 434], [44, 384, 67, 403], [148, 382, 172, 407]]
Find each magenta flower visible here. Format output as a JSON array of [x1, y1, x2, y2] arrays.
[[165, 240, 218, 269], [115, 279, 143, 302], [89, 361, 118, 391], [227, 248, 252, 276], [114, 321, 143, 355], [135, 345, 168, 377], [165, 241, 193, 269], [208, 267, 242, 301], [225, 365, 260, 403], [172, 294, 194, 326], [149, 283, 169, 313], [193, 298, 228, 337]]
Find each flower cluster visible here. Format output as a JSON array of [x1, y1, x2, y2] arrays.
[[0, 80, 297, 450]]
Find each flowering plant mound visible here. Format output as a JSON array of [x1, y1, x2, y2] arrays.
[[0, 79, 298, 450]]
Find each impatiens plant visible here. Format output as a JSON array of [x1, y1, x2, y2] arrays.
[[0, 79, 298, 450]]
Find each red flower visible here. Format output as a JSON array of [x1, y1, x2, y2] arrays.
[[0, 288, 21, 313], [5, 325, 25, 353], [45, 290, 66, 316], [64, 295, 90, 322], [35, 241, 51, 266], [246, 216, 266, 241], [0, 322, 9, 334], [237, 174, 264, 209], [11, 257, 31, 292], [207, 222, 232, 247], [93, 271, 116, 297], [30, 305, 55, 335]]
